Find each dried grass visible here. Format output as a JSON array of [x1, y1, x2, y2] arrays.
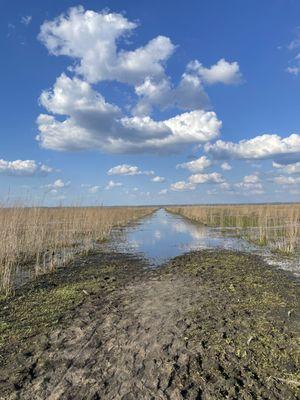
[[167, 204, 300, 254], [0, 205, 155, 293]]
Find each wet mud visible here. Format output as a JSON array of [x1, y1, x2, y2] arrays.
[[0, 250, 299, 399]]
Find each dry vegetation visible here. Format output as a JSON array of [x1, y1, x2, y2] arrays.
[[0, 205, 155, 293], [167, 204, 300, 254]]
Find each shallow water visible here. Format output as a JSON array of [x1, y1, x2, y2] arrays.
[[110, 208, 300, 276]]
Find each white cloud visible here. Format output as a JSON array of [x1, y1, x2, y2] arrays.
[[177, 155, 211, 173], [272, 161, 300, 174], [39, 6, 175, 85], [21, 16, 32, 26], [45, 179, 70, 189], [170, 171, 225, 191], [0, 159, 37, 176], [105, 180, 123, 190], [151, 176, 165, 183], [107, 164, 154, 176], [235, 174, 264, 192], [133, 58, 242, 116], [187, 58, 242, 85], [205, 133, 300, 164], [0, 159, 53, 176], [40, 164, 54, 174], [243, 174, 260, 184], [133, 73, 209, 116], [221, 161, 232, 171], [170, 181, 196, 191], [273, 175, 300, 185], [286, 66, 300, 76], [188, 172, 225, 184], [36, 7, 244, 154], [37, 74, 221, 153], [108, 164, 141, 176], [206, 182, 233, 195]]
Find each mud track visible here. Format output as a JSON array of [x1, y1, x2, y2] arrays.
[[0, 250, 299, 399]]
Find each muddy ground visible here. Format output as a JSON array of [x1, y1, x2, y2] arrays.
[[0, 249, 299, 399]]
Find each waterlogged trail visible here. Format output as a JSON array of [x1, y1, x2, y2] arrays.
[[110, 209, 300, 277], [1, 250, 299, 399], [0, 210, 299, 399]]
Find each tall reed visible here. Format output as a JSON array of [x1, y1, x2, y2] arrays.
[[0, 205, 155, 293], [167, 204, 300, 253]]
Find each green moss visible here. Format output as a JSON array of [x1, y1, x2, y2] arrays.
[[179, 251, 300, 392], [0, 261, 116, 352]]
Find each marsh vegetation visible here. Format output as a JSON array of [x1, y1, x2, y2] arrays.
[[167, 204, 300, 254], [0, 205, 155, 293]]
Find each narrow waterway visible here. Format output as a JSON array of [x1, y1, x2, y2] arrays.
[[110, 208, 300, 276]]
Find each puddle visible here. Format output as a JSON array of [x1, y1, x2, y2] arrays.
[[109, 208, 300, 276]]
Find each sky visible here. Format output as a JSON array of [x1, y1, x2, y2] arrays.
[[1, 0, 300, 206]]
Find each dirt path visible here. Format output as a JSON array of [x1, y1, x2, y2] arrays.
[[11, 273, 204, 399], [1, 250, 299, 399]]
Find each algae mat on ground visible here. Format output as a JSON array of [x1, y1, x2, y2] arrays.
[[0, 250, 299, 399]]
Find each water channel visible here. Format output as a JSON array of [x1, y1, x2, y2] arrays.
[[110, 208, 300, 277]]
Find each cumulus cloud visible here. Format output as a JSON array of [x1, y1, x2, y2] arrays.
[[107, 164, 154, 176], [45, 179, 70, 189], [286, 66, 300, 75], [235, 174, 264, 194], [177, 155, 211, 173], [205, 133, 300, 164], [35, 7, 244, 154], [105, 180, 123, 189], [37, 74, 221, 153], [188, 172, 225, 185], [151, 176, 165, 183], [170, 181, 196, 191], [187, 59, 242, 85], [108, 164, 141, 176], [242, 174, 260, 184], [39, 6, 175, 85], [273, 175, 300, 185], [133, 58, 242, 116], [272, 161, 300, 174], [170, 172, 225, 191], [221, 161, 232, 171], [0, 159, 53, 176], [133, 73, 209, 116]]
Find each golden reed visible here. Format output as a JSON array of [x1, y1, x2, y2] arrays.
[[0, 205, 155, 293], [167, 204, 300, 254]]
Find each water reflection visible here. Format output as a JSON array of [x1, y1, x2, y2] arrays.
[[110, 209, 300, 276]]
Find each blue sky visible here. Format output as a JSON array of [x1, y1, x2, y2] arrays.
[[1, 0, 300, 205]]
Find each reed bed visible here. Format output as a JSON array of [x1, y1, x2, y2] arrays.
[[167, 204, 300, 254], [0, 205, 155, 293]]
